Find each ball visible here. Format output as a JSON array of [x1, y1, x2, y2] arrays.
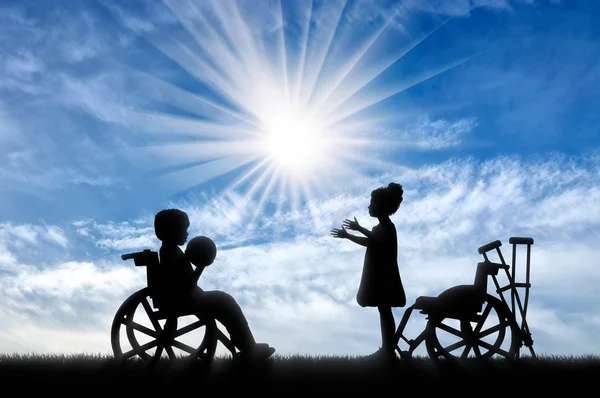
[[185, 236, 217, 267]]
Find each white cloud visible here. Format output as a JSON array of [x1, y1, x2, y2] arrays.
[[3, 51, 44, 79], [0, 259, 143, 354], [67, 218, 157, 252], [0, 223, 70, 270], [46, 226, 68, 248], [378, 116, 477, 151]]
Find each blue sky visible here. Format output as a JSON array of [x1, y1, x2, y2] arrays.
[[1, 0, 599, 358]]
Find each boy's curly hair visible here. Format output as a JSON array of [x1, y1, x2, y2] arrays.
[[154, 208, 190, 242], [371, 182, 404, 216]]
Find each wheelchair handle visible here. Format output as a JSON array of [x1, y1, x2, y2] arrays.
[[121, 253, 136, 261]]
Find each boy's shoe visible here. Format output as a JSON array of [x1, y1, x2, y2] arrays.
[[233, 343, 276, 362], [253, 343, 276, 359]]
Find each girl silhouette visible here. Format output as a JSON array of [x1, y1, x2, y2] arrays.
[[331, 182, 406, 360]]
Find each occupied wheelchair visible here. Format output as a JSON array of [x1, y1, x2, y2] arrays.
[[395, 237, 536, 363], [110, 249, 237, 363]]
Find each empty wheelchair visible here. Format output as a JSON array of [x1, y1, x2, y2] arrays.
[[395, 237, 536, 364], [110, 249, 237, 363]]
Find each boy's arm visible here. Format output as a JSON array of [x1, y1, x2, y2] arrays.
[[191, 266, 205, 286]]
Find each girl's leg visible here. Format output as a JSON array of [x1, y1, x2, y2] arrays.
[[378, 306, 396, 353]]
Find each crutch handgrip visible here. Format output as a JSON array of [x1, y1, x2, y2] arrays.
[[478, 240, 502, 254], [509, 237, 534, 245]]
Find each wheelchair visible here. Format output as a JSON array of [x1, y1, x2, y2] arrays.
[[110, 249, 237, 363], [395, 237, 536, 364]]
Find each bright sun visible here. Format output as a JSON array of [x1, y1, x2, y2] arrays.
[[259, 104, 331, 177], [137, 0, 467, 220]]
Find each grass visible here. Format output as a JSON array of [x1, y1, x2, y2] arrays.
[[1, 353, 599, 395]]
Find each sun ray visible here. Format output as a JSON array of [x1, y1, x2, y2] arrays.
[[156, 154, 263, 197], [114, 60, 260, 129], [209, 0, 275, 114], [249, 166, 283, 228], [211, 157, 274, 212], [241, 163, 281, 227], [220, 157, 273, 195], [274, 172, 289, 218], [127, 139, 265, 169], [318, 16, 453, 120], [122, 110, 261, 140], [299, 0, 348, 108], [292, 0, 313, 109], [243, 161, 278, 201], [141, 19, 238, 87], [294, 177, 323, 232], [161, 1, 256, 113], [276, 0, 290, 103], [310, 6, 401, 114], [324, 51, 483, 126]]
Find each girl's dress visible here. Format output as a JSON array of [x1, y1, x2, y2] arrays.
[[356, 218, 406, 308]]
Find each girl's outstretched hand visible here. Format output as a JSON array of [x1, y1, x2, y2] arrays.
[[330, 225, 349, 239], [343, 217, 360, 231]]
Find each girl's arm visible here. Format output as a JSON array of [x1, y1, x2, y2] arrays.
[[356, 225, 373, 238], [343, 218, 373, 238], [346, 233, 369, 247], [331, 226, 369, 247]]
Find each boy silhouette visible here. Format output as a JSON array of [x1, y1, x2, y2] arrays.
[[154, 208, 275, 360]]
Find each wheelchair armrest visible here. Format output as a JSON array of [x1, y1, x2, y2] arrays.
[[121, 253, 137, 261], [121, 250, 159, 267]]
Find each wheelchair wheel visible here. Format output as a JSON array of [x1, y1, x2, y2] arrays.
[[425, 294, 520, 363], [111, 288, 224, 363]]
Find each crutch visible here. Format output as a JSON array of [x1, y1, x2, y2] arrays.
[[508, 237, 536, 358], [478, 238, 535, 357]]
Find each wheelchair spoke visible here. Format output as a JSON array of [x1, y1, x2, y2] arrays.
[[478, 340, 510, 357], [122, 339, 159, 358], [474, 303, 493, 333], [197, 339, 210, 359], [153, 345, 164, 360], [460, 345, 472, 359], [216, 328, 236, 353], [129, 321, 158, 338], [173, 320, 206, 338], [479, 323, 503, 338], [472, 344, 482, 357], [171, 339, 196, 354], [430, 348, 443, 358], [443, 339, 467, 354], [166, 346, 177, 360], [437, 322, 463, 338], [141, 298, 162, 332]]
